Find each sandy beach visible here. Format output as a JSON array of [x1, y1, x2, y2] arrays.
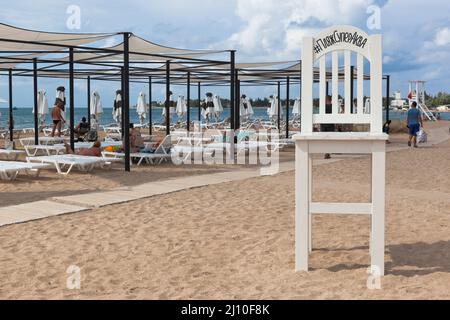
[[0, 122, 449, 300]]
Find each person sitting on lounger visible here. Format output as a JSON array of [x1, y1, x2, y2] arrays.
[[74, 117, 90, 141], [130, 123, 145, 152], [64, 141, 102, 157]]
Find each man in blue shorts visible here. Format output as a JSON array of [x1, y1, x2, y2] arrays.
[[407, 101, 424, 148]]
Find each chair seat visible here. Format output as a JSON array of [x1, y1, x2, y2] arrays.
[[293, 132, 389, 141]]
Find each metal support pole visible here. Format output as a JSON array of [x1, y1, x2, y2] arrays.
[[9, 69, 14, 142], [235, 72, 240, 129], [121, 67, 125, 136], [148, 76, 152, 135], [8, 69, 13, 143], [187, 71, 191, 132], [69, 48, 75, 151], [87, 76, 91, 129], [277, 81, 281, 131], [386, 75, 390, 123], [198, 82, 201, 122], [286, 76, 290, 138], [230, 51, 236, 130], [165, 60, 171, 136], [123, 32, 131, 172], [33, 58, 39, 145], [350, 66, 355, 114]]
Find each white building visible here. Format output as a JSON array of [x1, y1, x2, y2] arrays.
[[390, 91, 407, 110]]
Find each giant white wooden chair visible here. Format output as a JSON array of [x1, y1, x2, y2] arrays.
[[294, 26, 388, 276]]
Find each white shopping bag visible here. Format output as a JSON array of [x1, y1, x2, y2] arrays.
[[417, 129, 427, 143]]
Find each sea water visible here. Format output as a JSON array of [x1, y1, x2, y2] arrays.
[[0, 107, 448, 129]]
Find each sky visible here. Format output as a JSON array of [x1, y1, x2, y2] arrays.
[[0, 0, 449, 108]]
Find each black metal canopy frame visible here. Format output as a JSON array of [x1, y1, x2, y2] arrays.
[[0, 23, 390, 172]]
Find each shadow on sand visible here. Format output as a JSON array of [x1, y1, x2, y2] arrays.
[[311, 241, 450, 276]]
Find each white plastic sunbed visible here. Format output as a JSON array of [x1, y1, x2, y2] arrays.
[[19, 136, 66, 147], [0, 149, 25, 161], [42, 128, 68, 137], [102, 135, 173, 166], [27, 154, 119, 175], [0, 160, 50, 181], [53, 141, 123, 150], [24, 144, 66, 157]]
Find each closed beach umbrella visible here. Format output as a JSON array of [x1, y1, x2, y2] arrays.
[[206, 93, 214, 118], [268, 95, 281, 118], [213, 95, 223, 118], [162, 93, 176, 117], [90, 91, 103, 127], [35, 90, 49, 126], [240, 95, 254, 120], [364, 98, 371, 114], [113, 90, 122, 123], [176, 95, 187, 117], [292, 98, 301, 117], [137, 92, 147, 124]]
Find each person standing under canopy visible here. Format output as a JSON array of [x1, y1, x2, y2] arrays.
[[51, 99, 65, 137]]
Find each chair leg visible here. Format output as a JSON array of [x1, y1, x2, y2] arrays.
[[309, 154, 313, 253], [295, 141, 310, 272], [371, 143, 385, 276]]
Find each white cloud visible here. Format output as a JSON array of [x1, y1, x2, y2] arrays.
[[383, 55, 394, 64], [220, 0, 381, 60], [422, 68, 442, 81], [435, 27, 450, 46]]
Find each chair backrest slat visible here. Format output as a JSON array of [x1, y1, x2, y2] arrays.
[[357, 53, 364, 115], [331, 51, 339, 115], [344, 50, 351, 114]]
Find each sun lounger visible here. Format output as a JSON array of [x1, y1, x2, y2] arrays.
[[24, 144, 66, 157], [103, 126, 122, 135], [52, 141, 123, 151], [0, 160, 50, 181], [27, 154, 119, 175], [102, 135, 173, 166], [0, 149, 25, 161], [19, 136, 66, 147], [42, 127, 68, 137]]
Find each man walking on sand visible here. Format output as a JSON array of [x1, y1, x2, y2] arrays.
[[407, 101, 424, 148]]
